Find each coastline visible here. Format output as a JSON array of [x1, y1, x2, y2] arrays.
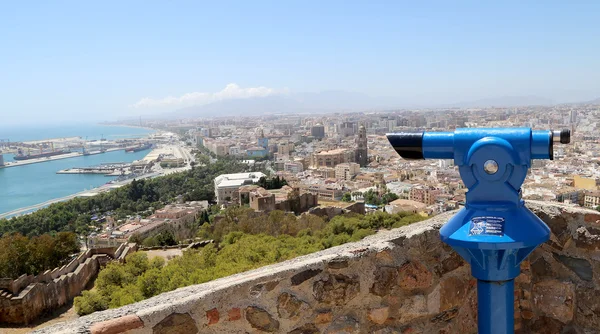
[[0, 162, 192, 219], [0, 171, 162, 219], [0, 124, 165, 217], [0, 138, 193, 219]]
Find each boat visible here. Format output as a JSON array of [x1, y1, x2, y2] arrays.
[[14, 148, 71, 161], [125, 143, 152, 153]]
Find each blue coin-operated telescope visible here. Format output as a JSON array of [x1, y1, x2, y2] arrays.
[[386, 128, 570, 334]]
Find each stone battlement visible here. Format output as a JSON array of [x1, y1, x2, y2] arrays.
[[34, 202, 600, 333], [0, 243, 137, 325]]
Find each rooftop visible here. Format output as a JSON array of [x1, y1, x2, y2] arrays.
[[316, 148, 350, 155], [214, 172, 266, 188]]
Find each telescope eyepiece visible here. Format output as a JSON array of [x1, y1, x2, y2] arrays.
[[552, 129, 570, 144], [386, 132, 424, 160]]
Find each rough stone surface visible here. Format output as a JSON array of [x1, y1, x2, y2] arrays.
[[325, 315, 360, 334], [206, 308, 219, 325], [574, 288, 600, 328], [368, 307, 390, 325], [313, 274, 360, 305], [530, 316, 566, 334], [533, 279, 575, 323], [553, 253, 593, 281], [328, 259, 349, 269], [370, 266, 398, 296], [277, 292, 307, 319], [31, 202, 600, 334], [398, 295, 430, 323], [227, 307, 241, 321], [288, 323, 319, 334], [152, 313, 198, 334], [439, 275, 472, 311], [398, 261, 433, 291], [245, 306, 280, 332], [291, 269, 322, 286], [315, 310, 333, 324]]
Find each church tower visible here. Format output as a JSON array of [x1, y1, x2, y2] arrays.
[[257, 128, 269, 149], [356, 125, 368, 167]]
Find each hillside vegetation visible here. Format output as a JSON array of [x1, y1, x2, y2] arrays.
[[74, 209, 425, 315], [0, 232, 79, 279]]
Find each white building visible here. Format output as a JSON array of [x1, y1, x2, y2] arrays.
[[214, 172, 266, 203], [284, 161, 304, 174], [335, 162, 361, 181]]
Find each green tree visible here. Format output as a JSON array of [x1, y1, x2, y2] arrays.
[[0, 232, 79, 278]]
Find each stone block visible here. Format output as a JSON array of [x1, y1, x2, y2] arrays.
[[89, 314, 144, 334], [574, 288, 600, 328], [325, 315, 360, 334], [553, 253, 593, 281], [288, 323, 320, 334], [246, 306, 280, 332], [152, 313, 198, 334], [278, 292, 308, 319], [313, 274, 360, 305], [375, 249, 394, 263], [328, 258, 349, 269], [530, 316, 566, 334], [292, 269, 322, 286], [398, 261, 432, 291], [206, 308, 219, 325], [368, 307, 390, 325], [315, 310, 333, 324], [533, 280, 575, 324], [574, 226, 600, 250], [522, 310, 534, 320], [398, 295, 429, 323], [584, 212, 600, 223], [370, 266, 398, 297], [437, 251, 465, 276], [439, 276, 472, 312]]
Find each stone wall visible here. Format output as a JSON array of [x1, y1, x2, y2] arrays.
[[0, 243, 137, 325], [307, 202, 366, 220], [34, 201, 600, 333]]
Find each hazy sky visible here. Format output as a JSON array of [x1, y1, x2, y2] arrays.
[[1, 1, 600, 125]]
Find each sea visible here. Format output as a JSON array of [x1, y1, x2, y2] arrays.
[[0, 124, 155, 217]]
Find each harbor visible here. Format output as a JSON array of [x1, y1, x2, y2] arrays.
[[0, 148, 123, 169], [0, 125, 181, 217], [0, 136, 195, 218], [0, 133, 166, 169]]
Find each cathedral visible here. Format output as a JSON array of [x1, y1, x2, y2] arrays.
[[355, 125, 368, 167]]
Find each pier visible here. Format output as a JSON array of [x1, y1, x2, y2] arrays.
[[0, 148, 123, 169], [57, 162, 131, 176]]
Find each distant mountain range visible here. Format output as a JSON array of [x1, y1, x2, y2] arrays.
[[154, 92, 600, 119], [443, 95, 555, 108], [170, 91, 402, 118], [585, 97, 600, 104]]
